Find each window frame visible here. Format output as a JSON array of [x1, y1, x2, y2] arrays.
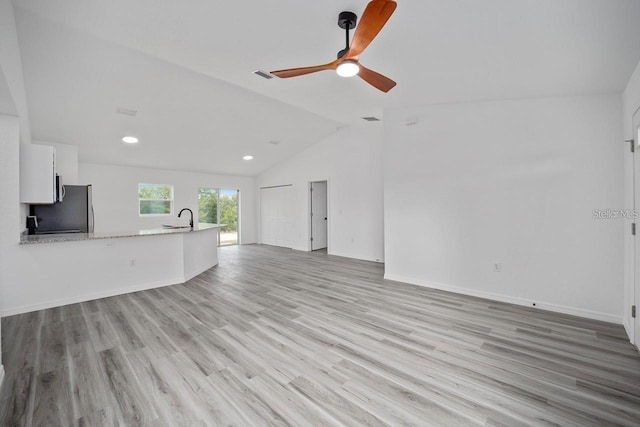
[[138, 183, 174, 217]]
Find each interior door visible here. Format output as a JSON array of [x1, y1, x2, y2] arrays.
[[634, 112, 640, 346], [311, 181, 328, 250]]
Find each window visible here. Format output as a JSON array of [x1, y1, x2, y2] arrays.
[[139, 183, 173, 215], [198, 187, 239, 245]]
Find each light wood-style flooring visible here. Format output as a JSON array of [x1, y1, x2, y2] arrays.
[[1, 244, 640, 426]]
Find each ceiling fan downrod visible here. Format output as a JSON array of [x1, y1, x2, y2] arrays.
[[337, 11, 357, 59]]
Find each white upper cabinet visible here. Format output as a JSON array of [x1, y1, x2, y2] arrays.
[[20, 144, 56, 204]]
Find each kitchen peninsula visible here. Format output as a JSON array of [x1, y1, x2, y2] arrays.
[[8, 224, 218, 316]]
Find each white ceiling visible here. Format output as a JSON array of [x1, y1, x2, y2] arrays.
[[11, 0, 640, 176]]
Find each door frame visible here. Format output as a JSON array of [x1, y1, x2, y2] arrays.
[[308, 180, 329, 252]]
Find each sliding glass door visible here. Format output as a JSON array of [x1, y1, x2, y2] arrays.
[[219, 189, 239, 245], [198, 188, 239, 246]]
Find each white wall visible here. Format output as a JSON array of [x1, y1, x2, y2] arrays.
[[0, 0, 29, 384], [79, 163, 256, 243], [0, 0, 30, 144], [256, 125, 384, 262], [0, 114, 20, 385], [384, 94, 624, 323], [623, 60, 640, 346]]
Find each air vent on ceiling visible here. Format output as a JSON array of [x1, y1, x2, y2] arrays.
[[362, 116, 381, 122], [253, 70, 274, 80], [116, 107, 137, 116]]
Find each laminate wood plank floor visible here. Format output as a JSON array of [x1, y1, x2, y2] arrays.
[[1, 244, 640, 426]]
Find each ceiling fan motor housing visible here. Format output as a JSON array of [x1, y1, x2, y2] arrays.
[[338, 11, 357, 30]]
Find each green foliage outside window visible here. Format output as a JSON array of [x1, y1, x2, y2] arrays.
[[139, 184, 173, 215], [198, 188, 239, 245], [219, 192, 238, 232], [198, 188, 219, 224]]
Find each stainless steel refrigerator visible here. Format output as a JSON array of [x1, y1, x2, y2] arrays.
[[30, 184, 94, 233]]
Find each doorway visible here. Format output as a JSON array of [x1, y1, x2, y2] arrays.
[[310, 181, 328, 251]]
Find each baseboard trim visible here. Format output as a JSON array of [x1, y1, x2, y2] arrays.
[[623, 319, 634, 344], [384, 273, 622, 325], [184, 261, 218, 282], [328, 250, 384, 263], [1, 276, 184, 317]]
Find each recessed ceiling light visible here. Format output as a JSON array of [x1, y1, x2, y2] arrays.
[[122, 136, 139, 144], [243, 155, 254, 160]]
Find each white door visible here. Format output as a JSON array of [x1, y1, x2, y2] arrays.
[[634, 112, 640, 346], [261, 185, 292, 248], [311, 181, 328, 250]]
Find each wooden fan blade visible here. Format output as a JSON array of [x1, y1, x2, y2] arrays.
[[271, 60, 339, 78], [358, 64, 396, 92], [346, 0, 397, 59]]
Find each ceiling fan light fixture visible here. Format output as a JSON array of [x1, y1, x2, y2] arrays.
[[270, 1, 397, 91], [336, 60, 360, 78]]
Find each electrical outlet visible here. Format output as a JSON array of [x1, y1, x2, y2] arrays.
[[493, 263, 502, 272]]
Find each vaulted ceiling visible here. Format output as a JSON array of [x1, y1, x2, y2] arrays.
[[11, 0, 640, 175]]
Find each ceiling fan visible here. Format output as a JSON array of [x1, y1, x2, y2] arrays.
[[270, 0, 397, 93]]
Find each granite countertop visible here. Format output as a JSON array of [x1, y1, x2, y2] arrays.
[[20, 223, 218, 245]]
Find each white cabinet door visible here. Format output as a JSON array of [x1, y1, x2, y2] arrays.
[[20, 144, 56, 204]]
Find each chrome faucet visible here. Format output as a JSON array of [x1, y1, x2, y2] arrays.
[[178, 208, 194, 229]]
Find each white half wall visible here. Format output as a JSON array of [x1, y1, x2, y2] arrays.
[[4, 235, 184, 316], [384, 94, 624, 323], [2, 227, 217, 316], [256, 125, 384, 262], [78, 163, 256, 244]]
